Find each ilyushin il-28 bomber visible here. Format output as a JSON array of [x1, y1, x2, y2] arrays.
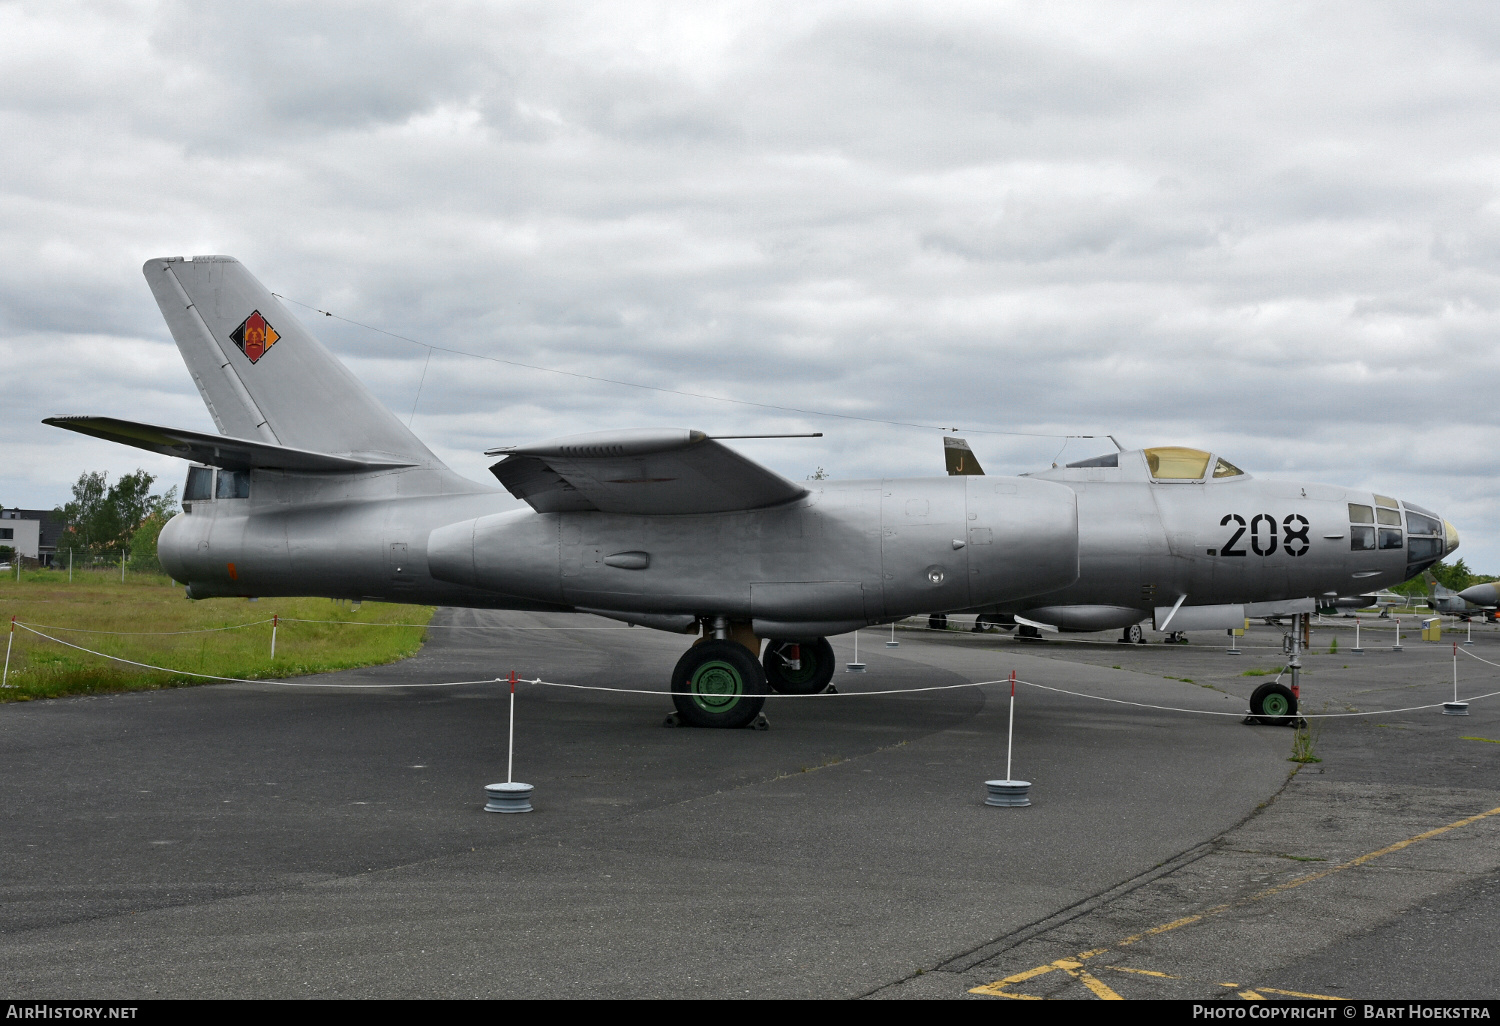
[[45, 257, 1459, 728], [939, 436, 1459, 715]]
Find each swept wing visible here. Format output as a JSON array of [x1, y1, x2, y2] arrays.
[[487, 429, 807, 515]]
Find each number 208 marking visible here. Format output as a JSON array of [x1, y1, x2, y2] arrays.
[[1220, 514, 1310, 557]]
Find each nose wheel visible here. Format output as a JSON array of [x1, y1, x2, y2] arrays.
[[671, 639, 768, 728], [1249, 682, 1299, 726]]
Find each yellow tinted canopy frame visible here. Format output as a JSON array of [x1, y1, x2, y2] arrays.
[[1144, 447, 1211, 480]]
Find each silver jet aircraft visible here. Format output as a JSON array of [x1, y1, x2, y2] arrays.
[[47, 257, 1455, 728]]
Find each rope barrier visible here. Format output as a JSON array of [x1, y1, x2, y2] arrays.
[[10, 624, 494, 689], [17, 619, 275, 636], [11, 621, 1498, 717], [274, 618, 640, 630]]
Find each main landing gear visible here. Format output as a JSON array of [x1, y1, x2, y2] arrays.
[[671, 639, 767, 729], [1119, 624, 1144, 645], [670, 623, 837, 728]]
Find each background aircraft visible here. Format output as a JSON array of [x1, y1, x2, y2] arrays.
[[1424, 575, 1500, 621]]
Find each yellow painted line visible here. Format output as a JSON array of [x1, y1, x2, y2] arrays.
[[1072, 968, 1123, 1001], [1117, 912, 1211, 947], [1239, 990, 1265, 1000], [1260, 987, 1347, 1001], [970, 803, 1500, 1000]]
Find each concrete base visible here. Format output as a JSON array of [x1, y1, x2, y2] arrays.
[[845, 662, 866, 673], [985, 779, 1032, 807], [484, 782, 534, 814], [1443, 702, 1470, 716]]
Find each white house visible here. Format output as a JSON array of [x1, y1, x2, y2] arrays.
[[0, 512, 41, 559]]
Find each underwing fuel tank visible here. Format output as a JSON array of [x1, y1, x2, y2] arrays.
[[429, 477, 1078, 622]]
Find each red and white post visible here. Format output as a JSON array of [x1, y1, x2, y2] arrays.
[[2, 616, 14, 689], [486, 670, 535, 812], [986, 670, 1031, 807], [1446, 641, 1469, 715]]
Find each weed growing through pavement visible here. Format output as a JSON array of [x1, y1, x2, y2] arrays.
[[1289, 709, 1324, 764]]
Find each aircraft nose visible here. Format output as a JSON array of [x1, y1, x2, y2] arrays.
[[1459, 582, 1497, 606], [1445, 519, 1460, 556]]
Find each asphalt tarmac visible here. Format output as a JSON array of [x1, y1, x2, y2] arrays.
[[1, 612, 1496, 999]]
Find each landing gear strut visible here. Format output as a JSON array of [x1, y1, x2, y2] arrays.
[[764, 638, 836, 695]]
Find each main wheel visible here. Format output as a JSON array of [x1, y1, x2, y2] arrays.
[[1249, 682, 1298, 726], [1120, 624, 1143, 644], [671, 639, 768, 728], [763, 638, 836, 695], [927, 614, 948, 631], [1016, 625, 1043, 641]]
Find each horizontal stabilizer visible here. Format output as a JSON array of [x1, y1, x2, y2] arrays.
[[487, 428, 807, 515], [43, 416, 417, 474]]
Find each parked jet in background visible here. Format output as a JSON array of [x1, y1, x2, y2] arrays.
[[1427, 576, 1500, 621]]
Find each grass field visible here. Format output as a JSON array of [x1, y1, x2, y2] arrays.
[[0, 567, 435, 702]]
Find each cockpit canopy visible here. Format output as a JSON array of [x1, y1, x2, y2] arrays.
[[1064, 447, 1245, 482]]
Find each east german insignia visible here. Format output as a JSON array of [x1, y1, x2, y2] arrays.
[[229, 310, 280, 364]]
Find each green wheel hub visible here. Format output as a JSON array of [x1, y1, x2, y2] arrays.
[[1261, 693, 1290, 717], [690, 659, 745, 711]]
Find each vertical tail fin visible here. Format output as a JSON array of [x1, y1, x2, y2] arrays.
[[943, 436, 985, 476], [143, 256, 438, 464]]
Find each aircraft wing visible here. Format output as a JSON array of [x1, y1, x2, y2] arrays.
[[486, 429, 808, 515], [43, 416, 418, 473]]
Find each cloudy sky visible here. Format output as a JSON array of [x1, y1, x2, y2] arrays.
[[5, 1, 1500, 566]]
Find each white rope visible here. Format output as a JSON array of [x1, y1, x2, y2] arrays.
[[13, 622, 1500, 714], [17, 619, 273, 636], [276, 618, 640, 630], [530, 678, 996, 698], [12, 624, 494, 689]]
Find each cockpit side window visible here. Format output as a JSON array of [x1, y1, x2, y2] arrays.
[[1065, 453, 1119, 469], [1348, 504, 1374, 524], [1406, 511, 1441, 536], [1376, 508, 1402, 526], [1144, 447, 1211, 480], [1374, 494, 1399, 509], [184, 466, 214, 502], [215, 470, 250, 499], [1211, 458, 1244, 478]]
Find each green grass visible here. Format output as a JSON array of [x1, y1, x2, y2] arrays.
[[1242, 668, 1278, 676], [1, 569, 433, 702]]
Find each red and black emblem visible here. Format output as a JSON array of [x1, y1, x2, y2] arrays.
[[229, 310, 280, 364]]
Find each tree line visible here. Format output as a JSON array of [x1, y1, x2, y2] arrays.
[[51, 470, 179, 571]]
